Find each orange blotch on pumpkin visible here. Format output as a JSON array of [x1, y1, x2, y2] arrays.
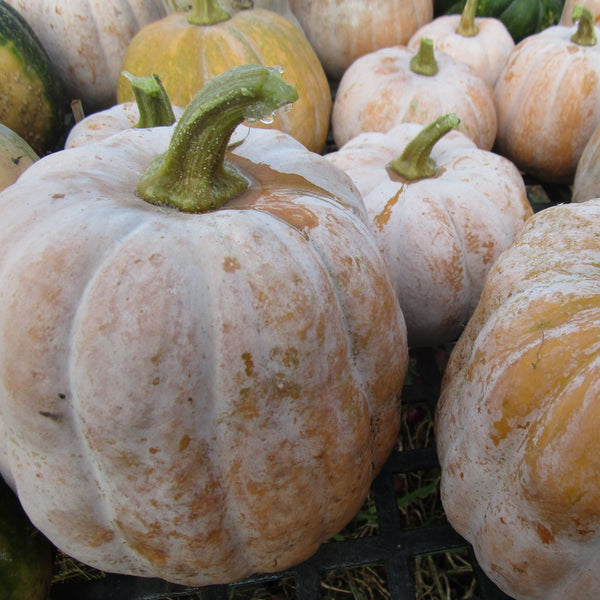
[[223, 257, 241, 272]]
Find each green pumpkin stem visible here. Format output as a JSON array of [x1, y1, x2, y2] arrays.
[[410, 38, 439, 76], [388, 113, 460, 180], [136, 64, 299, 213], [187, 0, 230, 25], [456, 0, 479, 37], [121, 72, 176, 129], [571, 6, 597, 46]]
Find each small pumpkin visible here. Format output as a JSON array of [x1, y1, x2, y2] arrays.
[[436, 198, 600, 599], [0, 0, 66, 155], [4, 0, 167, 113], [65, 73, 183, 149], [118, 0, 331, 153], [408, 0, 515, 86], [287, 0, 434, 80], [0, 124, 38, 192], [326, 113, 531, 347], [437, 0, 566, 42], [494, 5, 600, 184], [560, 0, 600, 23], [332, 38, 497, 150], [0, 65, 407, 586]]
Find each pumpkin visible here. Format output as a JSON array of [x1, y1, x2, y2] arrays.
[[494, 6, 600, 184], [436, 198, 600, 599], [287, 0, 434, 81], [408, 0, 515, 86], [560, 0, 600, 23], [0, 124, 38, 192], [4, 0, 167, 113], [573, 118, 600, 202], [65, 73, 184, 149], [118, 0, 331, 153], [437, 0, 566, 42], [326, 113, 531, 347], [332, 38, 497, 150], [0, 478, 53, 600], [0, 65, 408, 586], [0, 0, 66, 155]]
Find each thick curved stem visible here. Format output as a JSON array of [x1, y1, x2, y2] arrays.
[[456, 0, 479, 37], [121, 72, 176, 128], [136, 65, 298, 213], [187, 0, 230, 25], [571, 6, 597, 46], [410, 38, 439, 76], [388, 114, 460, 180]]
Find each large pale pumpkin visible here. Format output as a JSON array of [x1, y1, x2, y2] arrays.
[[0, 65, 407, 586], [287, 0, 434, 80], [4, 0, 167, 113], [326, 114, 531, 347], [436, 199, 600, 599], [118, 0, 331, 153], [332, 38, 497, 150], [494, 5, 600, 183]]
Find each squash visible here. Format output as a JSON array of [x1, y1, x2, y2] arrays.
[[560, 0, 600, 23], [437, 0, 566, 42], [436, 198, 600, 599], [118, 0, 331, 153], [0, 0, 66, 155], [332, 38, 497, 150], [408, 0, 515, 86], [0, 478, 53, 600], [65, 73, 184, 149], [287, 0, 434, 81], [326, 113, 532, 347], [0, 124, 38, 191], [0, 65, 408, 586], [4, 0, 167, 113], [494, 6, 600, 184]]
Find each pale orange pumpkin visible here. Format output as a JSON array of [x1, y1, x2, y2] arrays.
[[4, 0, 167, 113], [436, 198, 600, 599], [288, 0, 434, 80], [326, 114, 532, 347], [331, 39, 497, 150], [0, 65, 407, 586], [118, 0, 331, 153], [494, 5, 600, 183], [407, 0, 515, 87]]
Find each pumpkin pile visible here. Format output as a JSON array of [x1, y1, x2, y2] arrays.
[[2, 0, 600, 598]]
